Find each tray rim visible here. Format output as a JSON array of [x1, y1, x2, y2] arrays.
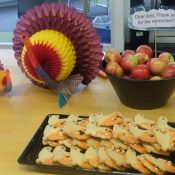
[[17, 113, 175, 175]]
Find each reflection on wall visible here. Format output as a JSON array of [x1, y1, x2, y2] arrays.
[[0, 0, 111, 44]]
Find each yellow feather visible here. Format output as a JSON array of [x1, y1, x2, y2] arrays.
[[0, 70, 6, 90], [21, 29, 76, 84]]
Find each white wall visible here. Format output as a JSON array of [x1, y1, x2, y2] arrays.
[[124, 0, 131, 43], [103, 0, 125, 52]]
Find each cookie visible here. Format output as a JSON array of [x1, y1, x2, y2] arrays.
[[144, 154, 175, 173], [36, 146, 53, 165], [144, 154, 166, 172], [115, 148, 126, 155], [52, 145, 72, 166], [67, 114, 79, 122], [70, 147, 94, 169], [42, 139, 59, 147], [142, 142, 170, 156], [89, 114, 96, 123], [157, 116, 175, 133], [72, 138, 89, 150], [98, 147, 126, 171], [129, 143, 147, 154], [48, 114, 66, 128], [152, 127, 175, 151], [113, 124, 139, 144], [43, 124, 67, 141], [134, 113, 157, 130], [129, 124, 156, 143], [59, 138, 74, 148], [113, 124, 128, 138], [84, 146, 111, 170], [84, 146, 100, 168], [86, 137, 101, 148], [151, 142, 162, 151], [100, 139, 114, 149], [67, 114, 89, 127], [119, 117, 134, 129], [125, 149, 152, 174], [110, 138, 129, 150], [158, 158, 175, 173], [62, 122, 90, 140], [137, 154, 165, 175], [85, 122, 113, 139], [93, 112, 123, 126], [48, 114, 60, 124], [106, 148, 128, 168]]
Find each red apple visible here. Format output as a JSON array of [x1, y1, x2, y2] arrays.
[[131, 64, 150, 80], [150, 76, 163, 80], [162, 62, 175, 79], [135, 52, 149, 64], [121, 49, 136, 58], [146, 58, 154, 66], [158, 52, 174, 63], [120, 55, 138, 72], [149, 58, 168, 76], [105, 61, 124, 77], [104, 49, 122, 64], [136, 45, 153, 58]]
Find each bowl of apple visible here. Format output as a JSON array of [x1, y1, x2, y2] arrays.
[[100, 45, 175, 110]]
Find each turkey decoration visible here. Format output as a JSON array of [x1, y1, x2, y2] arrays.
[[12, 2, 104, 107], [0, 60, 12, 97]]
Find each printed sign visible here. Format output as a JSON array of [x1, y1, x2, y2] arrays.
[[132, 9, 175, 28]]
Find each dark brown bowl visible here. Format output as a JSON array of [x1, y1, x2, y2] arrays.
[[100, 52, 175, 110]]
